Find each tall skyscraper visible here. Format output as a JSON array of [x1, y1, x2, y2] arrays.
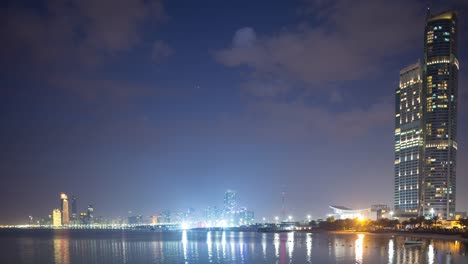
[[223, 190, 237, 213], [394, 10, 459, 220], [60, 193, 70, 225], [394, 62, 424, 218], [421, 10, 459, 220], [52, 209, 62, 226], [71, 195, 77, 223]]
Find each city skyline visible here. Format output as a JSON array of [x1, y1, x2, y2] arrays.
[[1, 0, 468, 224]]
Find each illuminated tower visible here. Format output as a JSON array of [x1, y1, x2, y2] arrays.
[[52, 209, 62, 226], [60, 193, 70, 225], [421, 11, 459, 220], [394, 62, 423, 218]]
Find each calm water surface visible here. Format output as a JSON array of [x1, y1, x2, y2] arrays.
[[0, 229, 467, 263]]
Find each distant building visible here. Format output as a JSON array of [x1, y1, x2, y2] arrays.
[[329, 206, 376, 221], [71, 195, 77, 224], [152, 215, 158, 224], [371, 204, 391, 220], [39, 215, 52, 226], [237, 207, 255, 225], [128, 215, 143, 225], [224, 190, 237, 214], [87, 205, 94, 224], [79, 212, 88, 225], [455, 212, 467, 220], [159, 210, 171, 223], [53, 209, 62, 226], [60, 193, 70, 225], [204, 206, 220, 222]]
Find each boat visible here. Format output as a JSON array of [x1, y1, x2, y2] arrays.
[[404, 240, 423, 245]]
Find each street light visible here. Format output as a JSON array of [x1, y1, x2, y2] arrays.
[[389, 211, 394, 219], [288, 215, 292, 221], [275, 216, 279, 223], [262, 217, 266, 223], [307, 215, 311, 221], [430, 208, 434, 218]]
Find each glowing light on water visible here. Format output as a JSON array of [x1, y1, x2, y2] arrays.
[[287, 232, 294, 259], [428, 244, 434, 264], [306, 233, 312, 262], [388, 239, 394, 264], [182, 230, 188, 262], [274, 233, 280, 258], [355, 234, 364, 263], [262, 233, 267, 260], [207, 231, 212, 262], [221, 231, 227, 259]]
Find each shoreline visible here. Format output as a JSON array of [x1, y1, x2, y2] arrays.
[[327, 230, 468, 243]]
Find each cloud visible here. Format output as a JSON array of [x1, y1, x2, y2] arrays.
[[152, 40, 173, 62], [216, 0, 424, 84], [1, 0, 168, 102], [233, 27, 257, 48], [2, 0, 167, 66], [213, 0, 415, 142]]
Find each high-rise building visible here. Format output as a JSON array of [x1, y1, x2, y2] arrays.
[[394, 10, 459, 220], [223, 190, 237, 213], [87, 204, 94, 224], [421, 10, 459, 220], [394, 62, 424, 218], [52, 209, 62, 226], [60, 193, 70, 225], [71, 195, 77, 223]]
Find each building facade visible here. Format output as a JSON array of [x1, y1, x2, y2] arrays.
[[52, 209, 62, 226], [394, 62, 424, 218], [422, 11, 459, 220], [60, 193, 70, 225]]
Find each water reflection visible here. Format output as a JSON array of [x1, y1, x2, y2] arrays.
[[355, 234, 364, 263], [262, 233, 267, 260], [206, 231, 212, 262], [428, 244, 435, 264], [8, 230, 468, 263], [274, 233, 280, 258], [306, 233, 312, 262], [287, 232, 294, 261], [181, 230, 188, 262], [53, 236, 70, 264], [388, 239, 394, 264]]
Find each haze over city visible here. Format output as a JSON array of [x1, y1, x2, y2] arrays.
[[1, 0, 468, 225]]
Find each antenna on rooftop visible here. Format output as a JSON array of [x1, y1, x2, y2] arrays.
[[426, 0, 433, 20]]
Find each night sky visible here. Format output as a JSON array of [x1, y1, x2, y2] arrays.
[[1, 0, 468, 224]]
